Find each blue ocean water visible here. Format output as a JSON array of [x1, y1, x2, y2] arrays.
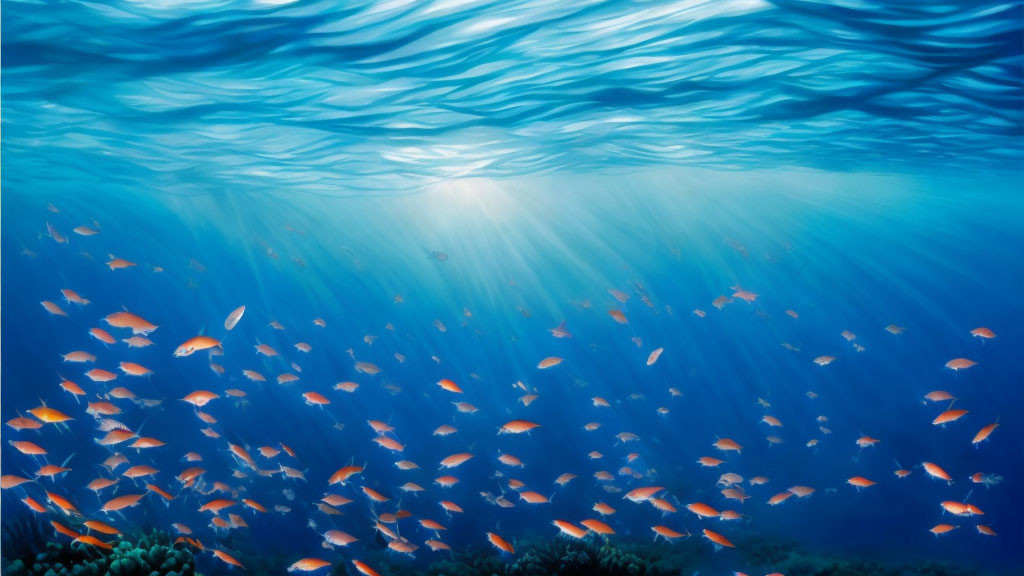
[[2, 2, 1023, 576]]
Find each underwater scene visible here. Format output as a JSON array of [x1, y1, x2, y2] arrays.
[[2, 1, 1023, 576]]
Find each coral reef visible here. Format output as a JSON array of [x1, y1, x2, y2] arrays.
[[424, 537, 703, 576], [740, 536, 985, 576], [1, 529, 194, 576]]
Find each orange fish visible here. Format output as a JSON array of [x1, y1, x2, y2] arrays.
[[89, 327, 116, 344], [62, 351, 96, 363], [847, 477, 877, 489], [42, 301, 70, 317], [352, 560, 380, 576], [646, 347, 664, 366], [175, 336, 221, 357], [183, 390, 219, 407], [303, 392, 329, 406], [972, 421, 999, 444], [624, 486, 663, 503], [713, 438, 742, 453], [553, 520, 588, 539], [213, 549, 246, 569], [703, 528, 734, 548], [945, 358, 977, 371], [242, 370, 267, 382], [969, 327, 996, 339], [499, 420, 540, 434], [104, 311, 158, 335], [922, 462, 952, 483], [10, 440, 47, 455], [83, 520, 120, 535], [537, 356, 563, 369], [933, 409, 968, 425], [487, 532, 514, 554], [1, 475, 33, 489], [328, 465, 364, 485], [37, 464, 72, 477], [101, 494, 145, 512], [106, 256, 136, 270], [580, 518, 615, 535], [23, 497, 47, 513], [6, 417, 43, 431], [361, 487, 389, 503], [28, 405, 72, 423], [437, 379, 463, 393], [652, 525, 687, 541], [198, 499, 237, 514], [46, 491, 80, 515], [243, 499, 268, 512], [440, 453, 474, 469], [924, 391, 955, 403], [686, 503, 720, 518], [146, 484, 175, 501], [119, 362, 153, 376], [288, 558, 331, 572]]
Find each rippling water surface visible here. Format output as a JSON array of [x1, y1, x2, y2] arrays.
[[4, 0, 1023, 193]]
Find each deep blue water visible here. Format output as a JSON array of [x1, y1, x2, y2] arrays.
[[3, 1, 1024, 576]]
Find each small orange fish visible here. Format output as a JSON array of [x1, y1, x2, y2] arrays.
[[922, 462, 952, 483], [499, 420, 540, 434], [352, 560, 380, 576], [440, 453, 474, 468], [101, 493, 145, 512], [933, 409, 968, 425], [28, 405, 72, 423], [174, 336, 221, 357], [652, 525, 687, 541], [537, 356, 563, 369], [553, 520, 588, 539], [213, 550, 246, 569], [437, 379, 463, 393], [969, 327, 996, 339], [42, 301, 70, 317], [945, 358, 977, 371], [703, 528, 734, 548], [972, 421, 999, 444], [487, 532, 514, 554], [847, 476, 876, 489]]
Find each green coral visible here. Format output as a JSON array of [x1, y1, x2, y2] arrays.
[[2, 529, 193, 576]]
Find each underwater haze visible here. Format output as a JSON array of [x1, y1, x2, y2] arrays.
[[2, 2, 1024, 576]]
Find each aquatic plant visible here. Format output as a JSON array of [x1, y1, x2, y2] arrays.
[[1, 529, 194, 576]]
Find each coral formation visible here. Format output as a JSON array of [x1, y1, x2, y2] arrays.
[[740, 537, 985, 576], [424, 537, 703, 576], [1, 529, 194, 576]]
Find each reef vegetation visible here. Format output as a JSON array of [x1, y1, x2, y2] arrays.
[[340, 536, 994, 576], [2, 522, 194, 576]]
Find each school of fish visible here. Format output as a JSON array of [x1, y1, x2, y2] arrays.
[[3, 211, 1009, 576]]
